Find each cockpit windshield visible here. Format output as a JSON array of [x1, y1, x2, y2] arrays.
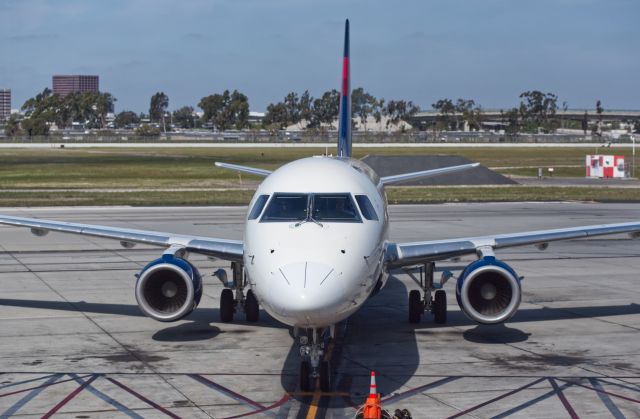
[[260, 193, 361, 223], [312, 194, 360, 222], [260, 194, 308, 221]]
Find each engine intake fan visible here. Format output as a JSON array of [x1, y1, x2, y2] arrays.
[[135, 254, 202, 322], [456, 256, 521, 324]]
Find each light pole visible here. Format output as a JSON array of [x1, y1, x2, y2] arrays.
[[632, 134, 636, 178]]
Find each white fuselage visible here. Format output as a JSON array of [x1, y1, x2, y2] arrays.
[[243, 156, 389, 328]]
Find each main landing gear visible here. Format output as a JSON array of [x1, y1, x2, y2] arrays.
[[215, 262, 259, 323], [297, 327, 333, 392], [408, 262, 450, 324]]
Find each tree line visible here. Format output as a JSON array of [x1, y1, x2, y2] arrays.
[[5, 88, 115, 136], [6, 87, 638, 137], [430, 91, 562, 133], [263, 88, 419, 131], [5, 86, 420, 136], [431, 98, 483, 131], [501, 91, 560, 134], [430, 91, 639, 136]]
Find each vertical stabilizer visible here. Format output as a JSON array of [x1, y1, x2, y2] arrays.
[[337, 19, 352, 158]]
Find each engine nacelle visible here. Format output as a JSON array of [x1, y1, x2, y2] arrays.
[[456, 256, 521, 324], [135, 254, 203, 322]]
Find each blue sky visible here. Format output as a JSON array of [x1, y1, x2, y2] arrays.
[[1, 0, 638, 113]]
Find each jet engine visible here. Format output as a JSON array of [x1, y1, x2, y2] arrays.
[[135, 254, 203, 322], [456, 256, 521, 324]]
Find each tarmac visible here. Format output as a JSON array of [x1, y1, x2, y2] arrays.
[[0, 203, 639, 418]]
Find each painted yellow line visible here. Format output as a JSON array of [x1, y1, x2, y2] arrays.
[[306, 396, 320, 419], [305, 341, 336, 419]]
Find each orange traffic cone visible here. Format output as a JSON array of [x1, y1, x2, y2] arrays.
[[362, 371, 382, 419]]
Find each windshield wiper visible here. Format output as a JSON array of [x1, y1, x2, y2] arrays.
[[309, 217, 323, 227], [294, 216, 323, 228], [294, 196, 322, 227]]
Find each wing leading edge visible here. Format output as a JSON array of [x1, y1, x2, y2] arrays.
[[379, 163, 479, 185], [215, 162, 272, 177], [386, 221, 640, 267], [0, 215, 243, 261]]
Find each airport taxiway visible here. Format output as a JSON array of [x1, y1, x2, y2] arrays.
[[0, 203, 639, 418]]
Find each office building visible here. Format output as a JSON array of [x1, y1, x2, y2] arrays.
[[52, 75, 99, 97], [0, 89, 10, 121]]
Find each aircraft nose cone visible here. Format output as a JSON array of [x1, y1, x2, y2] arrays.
[[268, 261, 346, 324]]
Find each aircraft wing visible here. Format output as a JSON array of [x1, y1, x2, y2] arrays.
[[386, 221, 640, 267], [379, 163, 479, 185], [0, 215, 243, 262], [215, 162, 272, 177]]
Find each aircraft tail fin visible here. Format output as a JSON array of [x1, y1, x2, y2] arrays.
[[337, 19, 352, 158]]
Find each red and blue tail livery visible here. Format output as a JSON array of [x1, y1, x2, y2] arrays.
[[337, 19, 352, 158]]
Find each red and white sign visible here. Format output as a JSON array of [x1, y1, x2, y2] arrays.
[[586, 155, 625, 178]]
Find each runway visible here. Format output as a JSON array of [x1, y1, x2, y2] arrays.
[[0, 203, 639, 418]]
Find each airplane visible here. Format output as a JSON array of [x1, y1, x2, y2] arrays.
[[1, 19, 640, 393]]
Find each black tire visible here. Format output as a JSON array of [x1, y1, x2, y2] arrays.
[[245, 290, 259, 322], [220, 289, 234, 323], [320, 360, 331, 392], [433, 289, 447, 324], [408, 290, 422, 323], [300, 361, 311, 392]]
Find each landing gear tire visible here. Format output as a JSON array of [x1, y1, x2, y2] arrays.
[[245, 290, 259, 322], [408, 290, 422, 323], [320, 360, 331, 392], [433, 289, 447, 324], [300, 360, 311, 392], [220, 288, 234, 323]]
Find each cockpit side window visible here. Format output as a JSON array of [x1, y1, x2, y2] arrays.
[[355, 195, 379, 221], [248, 194, 270, 220], [261, 193, 308, 221], [312, 194, 361, 222]]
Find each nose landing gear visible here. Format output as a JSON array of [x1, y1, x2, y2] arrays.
[[297, 327, 333, 392], [215, 262, 260, 323]]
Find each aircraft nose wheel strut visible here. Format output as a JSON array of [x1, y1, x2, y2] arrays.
[[298, 327, 332, 392], [408, 262, 449, 324]]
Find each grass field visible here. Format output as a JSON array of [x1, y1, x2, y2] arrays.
[[1, 146, 638, 206]]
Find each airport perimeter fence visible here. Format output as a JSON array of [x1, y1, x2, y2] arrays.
[[0, 131, 629, 144]]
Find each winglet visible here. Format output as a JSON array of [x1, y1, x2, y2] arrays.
[[337, 19, 352, 158]]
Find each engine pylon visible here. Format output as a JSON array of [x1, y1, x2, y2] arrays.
[[362, 371, 382, 419]]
